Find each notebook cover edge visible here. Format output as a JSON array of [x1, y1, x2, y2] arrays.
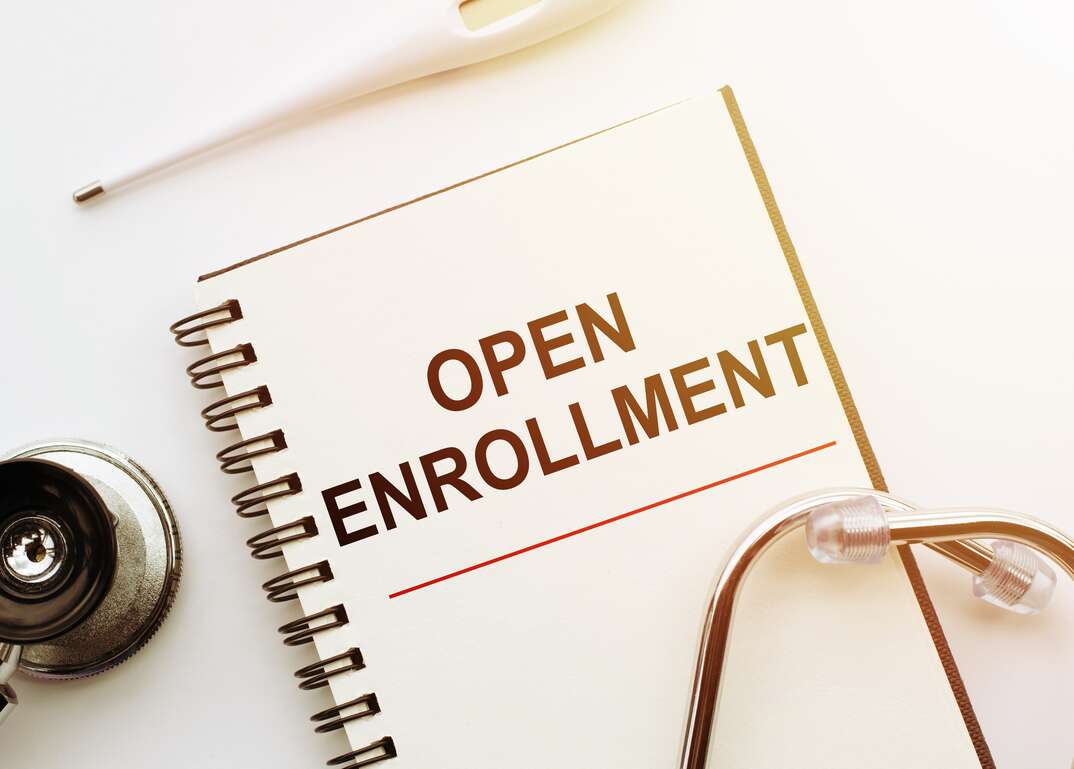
[[717, 83, 994, 769]]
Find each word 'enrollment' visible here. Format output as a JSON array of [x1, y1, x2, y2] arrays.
[[322, 293, 811, 548]]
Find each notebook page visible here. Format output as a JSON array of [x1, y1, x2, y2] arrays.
[[198, 90, 978, 768]]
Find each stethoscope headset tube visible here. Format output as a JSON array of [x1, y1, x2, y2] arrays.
[[679, 487, 1074, 769]]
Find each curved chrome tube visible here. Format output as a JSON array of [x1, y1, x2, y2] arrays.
[[889, 509, 1074, 579], [678, 487, 1074, 769]]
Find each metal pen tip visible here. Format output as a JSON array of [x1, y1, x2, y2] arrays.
[[73, 181, 105, 204]]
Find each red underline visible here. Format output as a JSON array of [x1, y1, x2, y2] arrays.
[[388, 440, 838, 600]]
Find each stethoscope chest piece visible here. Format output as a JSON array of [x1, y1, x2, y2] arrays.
[[0, 440, 180, 681]]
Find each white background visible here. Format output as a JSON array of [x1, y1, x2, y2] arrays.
[[1, 1, 1071, 767]]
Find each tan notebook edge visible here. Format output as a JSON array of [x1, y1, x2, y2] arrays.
[[718, 86, 994, 768]]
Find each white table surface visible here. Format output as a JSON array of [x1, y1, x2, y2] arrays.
[[2, 1, 1071, 766]]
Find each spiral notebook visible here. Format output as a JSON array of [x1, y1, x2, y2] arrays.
[[170, 88, 989, 768]]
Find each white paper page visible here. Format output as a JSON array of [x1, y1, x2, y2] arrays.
[[197, 92, 978, 768]]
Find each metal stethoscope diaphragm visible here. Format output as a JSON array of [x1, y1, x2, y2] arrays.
[[0, 439, 180, 727]]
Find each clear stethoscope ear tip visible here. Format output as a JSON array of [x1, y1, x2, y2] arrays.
[[972, 540, 1056, 615], [805, 496, 892, 565], [804, 496, 1058, 615]]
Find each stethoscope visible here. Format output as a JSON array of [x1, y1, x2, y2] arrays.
[[678, 488, 1074, 768], [0, 440, 181, 728], [3, 447, 1072, 766]]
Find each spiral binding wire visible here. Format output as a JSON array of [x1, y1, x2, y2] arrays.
[[170, 300, 396, 768], [296, 648, 366, 691], [263, 561, 334, 603], [312, 693, 382, 734]]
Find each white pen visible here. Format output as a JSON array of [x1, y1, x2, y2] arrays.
[[72, 0, 627, 204]]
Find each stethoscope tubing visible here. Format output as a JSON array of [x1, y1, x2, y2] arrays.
[[678, 487, 1074, 769]]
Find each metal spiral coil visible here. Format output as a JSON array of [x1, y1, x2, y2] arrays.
[[231, 473, 303, 518], [217, 429, 288, 474], [171, 299, 395, 766], [247, 517, 319, 560], [263, 561, 334, 603], [312, 693, 381, 734], [295, 648, 366, 691], [186, 343, 257, 389], [279, 604, 351, 647], [169, 300, 243, 347], [201, 386, 273, 432], [327, 738, 398, 768]]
